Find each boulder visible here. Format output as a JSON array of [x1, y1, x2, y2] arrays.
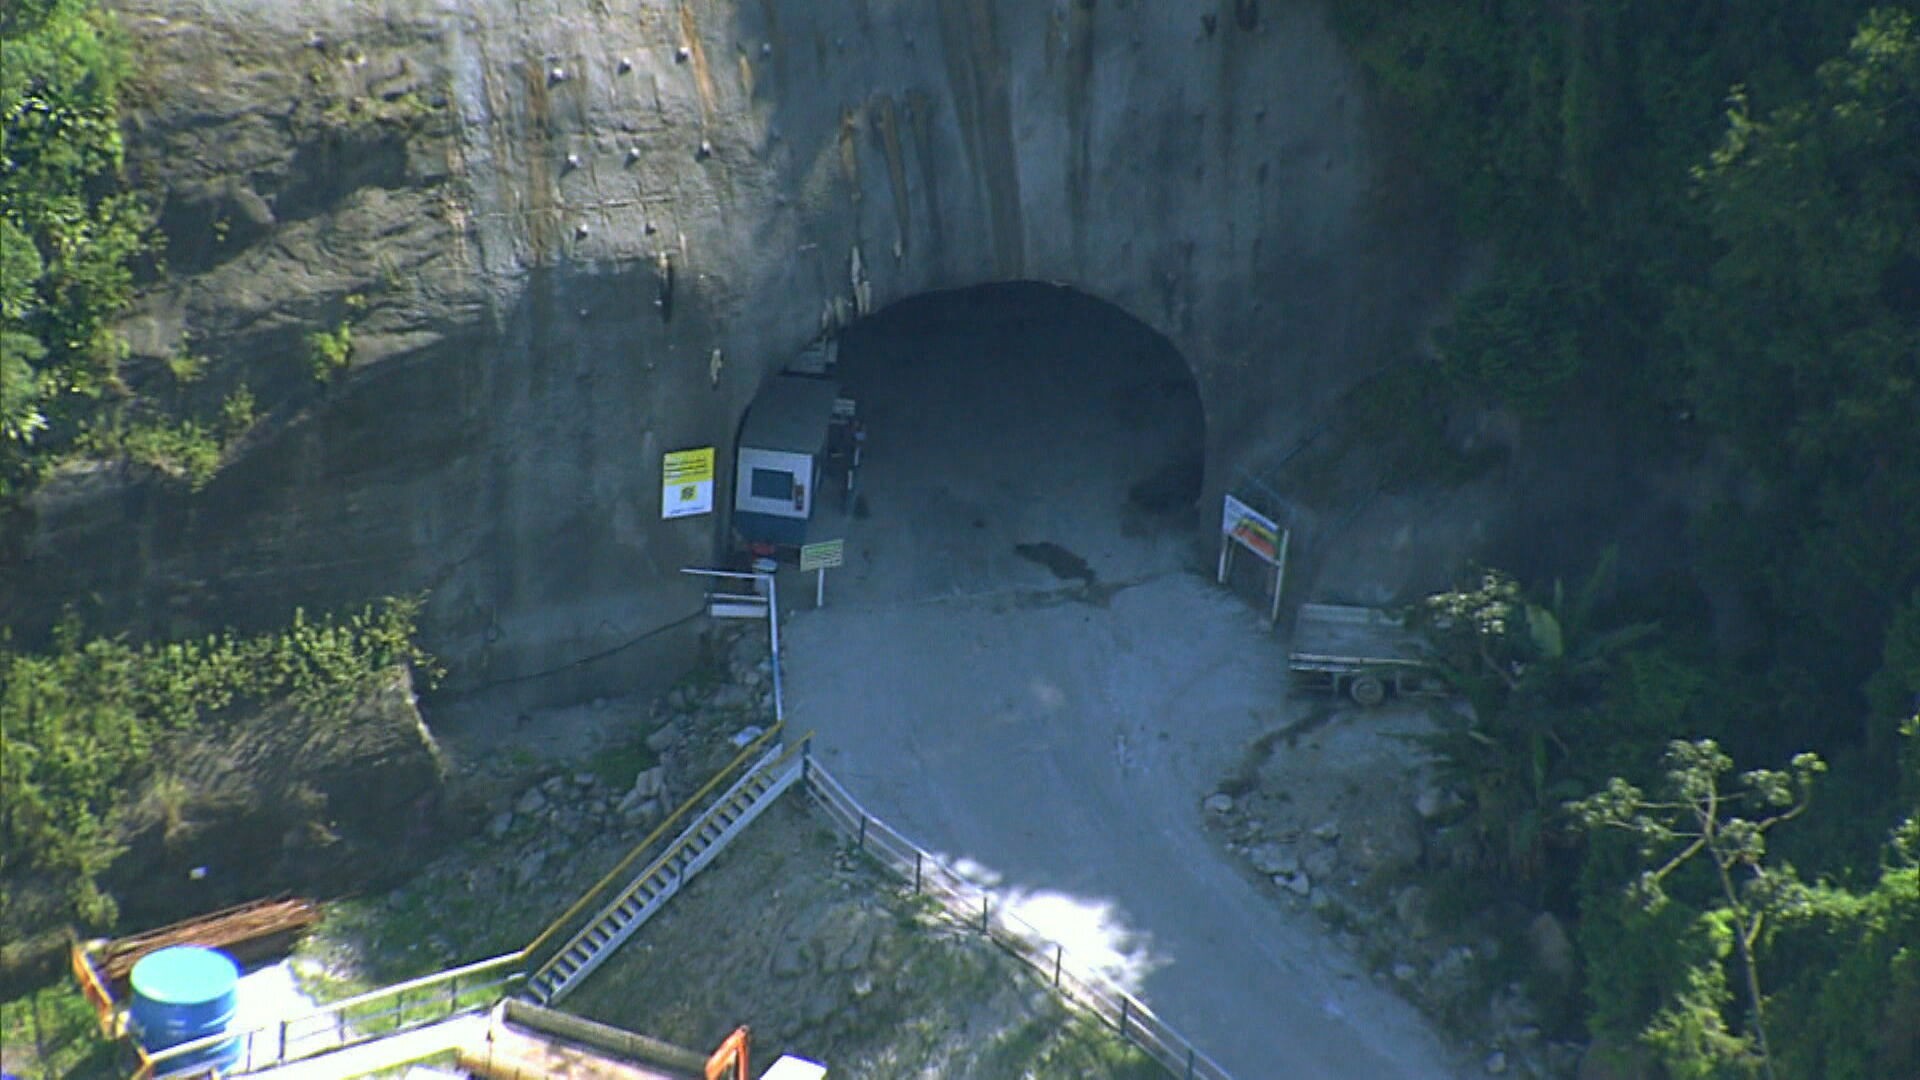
[[487, 811, 514, 840], [1392, 885, 1433, 940], [1312, 821, 1341, 843], [710, 683, 751, 711], [628, 765, 666, 802], [1203, 793, 1234, 815], [1484, 1050, 1507, 1075], [1304, 846, 1339, 880], [1343, 802, 1424, 878], [1249, 843, 1296, 877], [514, 787, 547, 815], [646, 722, 679, 753], [1415, 780, 1465, 821], [1528, 911, 1576, 985], [514, 849, 547, 887]]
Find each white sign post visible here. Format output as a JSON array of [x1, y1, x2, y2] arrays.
[[1219, 494, 1290, 627], [662, 447, 715, 519], [800, 539, 845, 607]]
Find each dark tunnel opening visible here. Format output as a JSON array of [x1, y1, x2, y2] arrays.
[[782, 281, 1206, 603]]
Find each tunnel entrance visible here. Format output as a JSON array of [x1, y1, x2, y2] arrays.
[[811, 281, 1205, 605]]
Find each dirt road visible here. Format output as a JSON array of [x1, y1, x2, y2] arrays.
[[779, 291, 1464, 1078]]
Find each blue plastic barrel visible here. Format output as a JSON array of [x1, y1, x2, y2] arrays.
[[129, 946, 242, 1074]]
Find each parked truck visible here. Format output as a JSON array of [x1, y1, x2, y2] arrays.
[[1287, 603, 1448, 706]]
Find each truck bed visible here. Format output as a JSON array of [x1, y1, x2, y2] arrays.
[[1287, 603, 1428, 671]]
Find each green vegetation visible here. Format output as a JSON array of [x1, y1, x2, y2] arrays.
[[3, 1, 283, 497], [61, 383, 257, 489], [0, 598, 439, 934], [1, 0, 151, 496], [1338, 5, 1920, 1074], [305, 320, 354, 382], [1407, 554, 1656, 893], [0, 980, 118, 1080], [1573, 741, 1826, 1077]]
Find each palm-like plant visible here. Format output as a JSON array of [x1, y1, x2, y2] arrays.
[[1409, 550, 1658, 888]]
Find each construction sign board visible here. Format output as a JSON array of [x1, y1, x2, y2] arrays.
[[800, 539, 845, 572], [1218, 494, 1290, 627], [662, 447, 715, 519], [1222, 495, 1282, 564]]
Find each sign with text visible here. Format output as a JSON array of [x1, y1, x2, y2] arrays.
[[662, 447, 715, 519], [800, 539, 845, 571], [1221, 494, 1282, 564]]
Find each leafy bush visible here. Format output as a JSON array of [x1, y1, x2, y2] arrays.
[[0, 0, 152, 495], [305, 321, 354, 382]]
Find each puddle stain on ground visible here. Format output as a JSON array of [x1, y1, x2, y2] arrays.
[[1013, 541, 1097, 586]]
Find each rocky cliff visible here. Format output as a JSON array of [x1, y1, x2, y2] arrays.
[[2, 0, 1457, 704]]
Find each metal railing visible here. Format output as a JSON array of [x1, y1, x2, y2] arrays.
[[122, 723, 792, 1079], [70, 942, 122, 1039], [801, 751, 1235, 1080], [520, 721, 787, 967], [133, 952, 522, 1079]]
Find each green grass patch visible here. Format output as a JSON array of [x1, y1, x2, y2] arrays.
[[0, 980, 120, 1080], [586, 737, 658, 790]]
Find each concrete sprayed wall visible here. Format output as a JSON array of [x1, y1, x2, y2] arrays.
[[1, 0, 1455, 704]]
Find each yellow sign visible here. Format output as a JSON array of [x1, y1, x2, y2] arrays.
[[662, 447, 715, 519]]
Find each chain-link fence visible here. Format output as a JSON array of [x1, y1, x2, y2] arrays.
[[802, 755, 1234, 1080]]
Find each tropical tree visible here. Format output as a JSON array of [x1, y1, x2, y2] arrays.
[[1573, 741, 1826, 1079]]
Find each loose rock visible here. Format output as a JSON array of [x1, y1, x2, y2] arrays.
[[1249, 843, 1295, 876], [646, 722, 679, 753], [1415, 780, 1464, 821], [1393, 885, 1432, 940], [514, 849, 547, 887], [1528, 911, 1575, 984]]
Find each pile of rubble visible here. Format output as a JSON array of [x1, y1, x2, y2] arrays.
[[1202, 711, 1589, 1079]]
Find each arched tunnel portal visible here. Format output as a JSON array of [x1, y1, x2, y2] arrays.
[[745, 282, 1207, 604]]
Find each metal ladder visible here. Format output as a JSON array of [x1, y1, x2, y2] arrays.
[[522, 744, 803, 1005]]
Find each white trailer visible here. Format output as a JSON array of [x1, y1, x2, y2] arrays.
[[732, 375, 841, 552]]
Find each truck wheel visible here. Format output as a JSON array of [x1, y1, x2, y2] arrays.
[[1349, 674, 1387, 707]]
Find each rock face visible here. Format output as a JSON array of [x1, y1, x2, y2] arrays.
[[0, 0, 1455, 706], [103, 667, 449, 928]]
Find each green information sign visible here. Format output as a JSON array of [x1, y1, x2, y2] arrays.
[[800, 539, 845, 571]]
